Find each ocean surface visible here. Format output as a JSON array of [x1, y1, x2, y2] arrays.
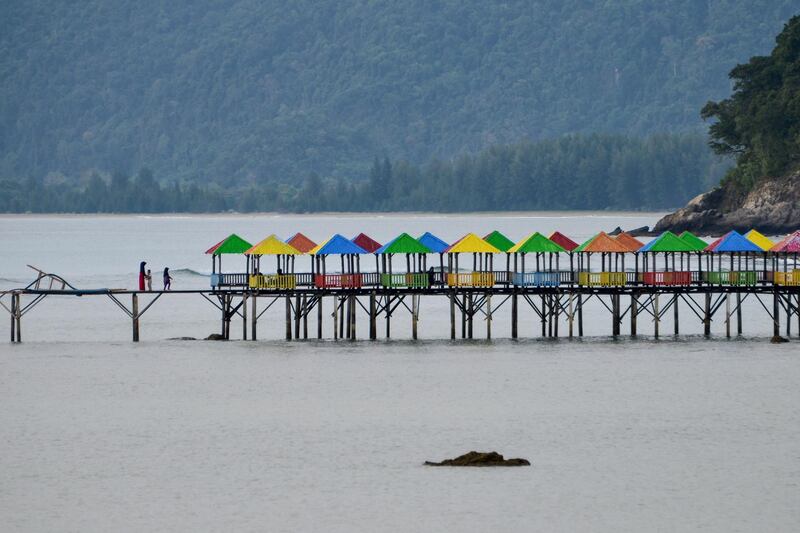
[[0, 213, 798, 532]]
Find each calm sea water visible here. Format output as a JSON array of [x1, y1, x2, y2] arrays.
[[1, 213, 798, 532]]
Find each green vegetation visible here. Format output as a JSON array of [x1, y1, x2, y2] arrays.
[[0, 133, 727, 213], [701, 15, 800, 190], [1, 1, 795, 188]]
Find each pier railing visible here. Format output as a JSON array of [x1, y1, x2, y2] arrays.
[[512, 272, 561, 287], [578, 272, 627, 287], [381, 273, 430, 288], [446, 272, 496, 287], [774, 271, 800, 286], [249, 274, 297, 289], [211, 272, 249, 287], [702, 271, 757, 286], [641, 271, 692, 286]]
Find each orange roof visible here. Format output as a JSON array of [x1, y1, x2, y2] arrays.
[[286, 232, 317, 253], [576, 232, 631, 253], [613, 232, 644, 251]]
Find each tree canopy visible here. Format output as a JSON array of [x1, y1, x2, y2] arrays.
[[701, 15, 800, 188]]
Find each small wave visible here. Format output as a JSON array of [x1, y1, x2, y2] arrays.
[[170, 268, 210, 277]]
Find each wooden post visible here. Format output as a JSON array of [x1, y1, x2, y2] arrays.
[[734, 293, 741, 335], [725, 293, 731, 338], [221, 294, 227, 337], [242, 294, 248, 341], [773, 290, 780, 338], [704, 292, 711, 336], [450, 291, 456, 340], [673, 294, 679, 335], [577, 294, 584, 337], [285, 295, 292, 341], [412, 294, 418, 340], [554, 294, 559, 338], [654, 293, 660, 339], [385, 295, 391, 339], [132, 293, 140, 342], [630, 293, 637, 337], [333, 295, 339, 340], [568, 292, 574, 338], [612, 294, 620, 337], [350, 294, 357, 340], [461, 294, 466, 339], [786, 293, 791, 337], [251, 294, 257, 341], [10, 292, 16, 343], [294, 294, 301, 339], [317, 295, 323, 339], [511, 292, 518, 339], [369, 292, 377, 340], [339, 296, 345, 339], [467, 293, 473, 339], [541, 295, 546, 337], [486, 294, 492, 340]]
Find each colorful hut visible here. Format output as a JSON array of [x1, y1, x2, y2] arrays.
[[352, 233, 382, 254], [376, 233, 433, 287], [312, 234, 368, 288], [244, 235, 301, 289], [574, 232, 630, 286], [509, 232, 566, 286], [678, 231, 708, 251], [484, 230, 516, 277], [549, 231, 579, 252], [704, 231, 763, 285], [205, 234, 253, 288], [613, 232, 645, 252], [744, 229, 775, 251], [418, 232, 449, 284], [770, 231, 800, 285], [445, 233, 501, 287], [638, 231, 695, 285]]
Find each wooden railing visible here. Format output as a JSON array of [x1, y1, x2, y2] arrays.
[[314, 273, 363, 288], [702, 271, 757, 286], [361, 272, 381, 287], [641, 271, 692, 286], [446, 272, 496, 287], [774, 271, 800, 286], [578, 272, 627, 287], [512, 272, 561, 287], [381, 273, 431, 288], [492, 270, 512, 285], [249, 274, 296, 289], [210, 272, 249, 287], [295, 273, 314, 287]]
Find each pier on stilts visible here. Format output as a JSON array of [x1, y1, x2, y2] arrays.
[[2, 229, 799, 343]]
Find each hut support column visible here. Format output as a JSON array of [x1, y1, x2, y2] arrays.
[[339, 296, 345, 339], [630, 293, 637, 337], [317, 295, 323, 339], [294, 294, 301, 340], [773, 291, 780, 338], [486, 294, 492, 340], [511, 293, 518, 339], [351, 294, 357, 340], [461, 294, 466, 339], [577, 294, 584, 337], [385, 295, 391, 339], [725, 293, 731, 338], [654, 293, 660, 339], [568, 292, 574, 338], [704, 293, 711, 336], [612, 294, 620, 337], [450, 292, 456, 340], [369, 292, 377, 340], [412, 295, 418, 340], [285, 295, 292, 341], [333, 296, 339, 340], [10, 293, 16, 343], [736, 293, 742, 335], [467, 293, 473, 339], [673, 295, 679, 335], [132, 293, 139, 342], [302, 295, 308, 339], [251, 294, 257, 341], [541, 295, 546, 337]]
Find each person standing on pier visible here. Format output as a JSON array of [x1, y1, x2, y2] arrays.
[[138, 261, 147, 291], [163, 267, 173, 290], [146, 269, 152, 291]]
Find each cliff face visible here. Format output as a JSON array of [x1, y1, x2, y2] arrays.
[[653, 172, 800, 235]]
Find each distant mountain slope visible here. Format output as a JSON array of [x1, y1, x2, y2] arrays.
[[0, 1, 796, 184]]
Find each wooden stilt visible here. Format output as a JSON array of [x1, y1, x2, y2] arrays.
[[303, 295, 308, 339], [285, 295, 292, 341], [577, 294, 584, 337], [251, 294, 257, 340], [654, 293, 660, 339], [704, 292, 711, 336], [467, 293, 473, 339], [541, 295, 546, 337], [568, 292, 574, 338], [548, 295, 553, 337], [350, 294, 357, 340], [486, 294, 492, 340], [511, 292, 518, 339], [450, 291, 456, 340], [736, 292, 742, 335], [773, 291, 780, 338], [369, 292, 377, 340], [317, 295, 323, 339], [412, 294, 418, 340], [132, 293, 140, 342], [339, 296, 345, 339], [15, 293, 21, 343], [242, 294, 248, 341], [630, 293, 637, 337], [294, 294, 301, 339], [554, 294, 559, 338], [10, 292, 16, 343], [725, 293, 731, 338], [461, 294, 466, 339], [612, 294, 620, 337], [673, 294, 679, 335], [333, 295, 339, 340]]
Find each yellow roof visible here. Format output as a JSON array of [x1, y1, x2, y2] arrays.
[[446, 233, 501, 254], [745, 229, 774, 251], [245, 234, 300, 255]]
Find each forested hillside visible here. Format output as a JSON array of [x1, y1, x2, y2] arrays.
[[0, 1, 796, 189]]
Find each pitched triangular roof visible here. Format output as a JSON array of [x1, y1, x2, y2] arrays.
[[418, 232, 449, 253], [705, 231, 763, 253], [352, 233, 382, 253], [205, 234, 252, 255], [245, 234, 300, 256], [613, 232, 645, 251], [285, 232, 317, 253], [509, 232, 566, 253], [313, 234, 367, 255], [770, 230, 800, 252], [445, 233, 501, 254], [679, 231, 709, 251], [575, 232, 631, 253], [548, 231, 579, 251], [376, 233, 432, 254], [744, 229, 775, 251], [483, 230, 515, 252], [640, 231, 694, 252]]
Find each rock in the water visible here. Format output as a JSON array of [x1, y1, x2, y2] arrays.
[[608, 226, 623, 235], [627, 225, 651, 237], [205, 333, 226, 341], [654, 171, 800, 235], [771, 335, 790, 344], [168, 336, 197, 341], [424, 451, 530, 467]]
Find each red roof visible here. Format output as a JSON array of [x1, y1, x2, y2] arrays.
[[286, 233, 317, 253], [548, 231, 579, 251], [352, 233, 382, 253]]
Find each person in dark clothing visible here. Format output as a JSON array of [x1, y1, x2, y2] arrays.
[[427, 266, 436, 286], [163, 267, 173, 290], [139, 261, 147, 291]]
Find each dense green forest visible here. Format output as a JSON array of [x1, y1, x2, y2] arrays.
[[0, 1, 795, 191], [0, 133, 727, 213], [701, 15, 800, 191]]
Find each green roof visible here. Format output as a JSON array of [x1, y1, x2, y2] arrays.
[[679, 231, 709, 251], [483, 230, 515, 252], [509, 232, 566, 253], [206, 233, 252, 255], [376, 233, 432, 254], [641, 231, 694, 252]]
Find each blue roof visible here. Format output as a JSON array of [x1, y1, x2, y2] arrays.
[[417, 232, 449, 253], [710, 231, 764, 253], [315, 234, 368, 255]]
